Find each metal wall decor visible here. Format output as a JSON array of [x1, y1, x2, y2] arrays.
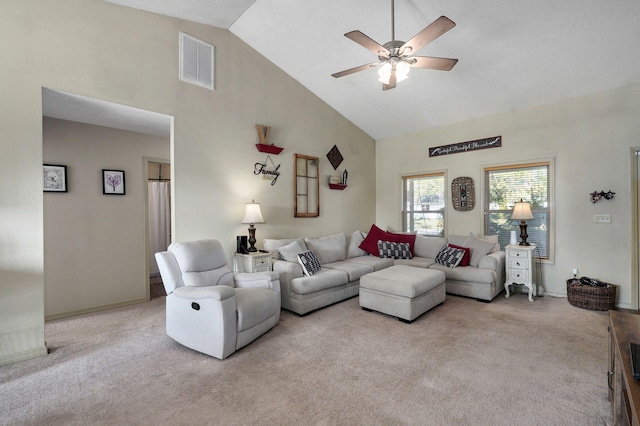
[[451, 176, 474, 211], [590, 190, 615, 203], [326, 145, 343, 170], [254, 155, 281, 186]]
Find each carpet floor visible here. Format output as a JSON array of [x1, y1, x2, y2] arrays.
[[0, 293, 612, 425]]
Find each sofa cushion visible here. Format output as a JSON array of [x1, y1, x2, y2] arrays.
[[277, 240, 306, 262], [297, 250, 322, 276], [305, 233, 346, 264], [377, 241, 412, 259], [414, 235, 447, 259], [290, 268, 350, 295], [472, 233, 501, 253], [346, 256, 394, 271], [429, 263, 497, 284], [323, 260, 374, 281], [435, 246, 465, 268], [448, 243, 471, 267], [393, 257, 436, 268], [463, 234, 498, 267], [346, 230, 367, 258]]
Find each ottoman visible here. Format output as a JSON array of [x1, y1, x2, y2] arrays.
[[359, 265, 446, 323]]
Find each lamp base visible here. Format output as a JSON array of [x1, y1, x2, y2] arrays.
[[247, 225, 257, 252], [518, 221, 530, 246]]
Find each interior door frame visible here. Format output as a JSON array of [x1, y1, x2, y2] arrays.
[[631, 147, 640, 310]]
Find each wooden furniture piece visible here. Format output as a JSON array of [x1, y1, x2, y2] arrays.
[[234, 252, 272, 273], [609, 310, 640, 425], [504, 244, 536, 302]]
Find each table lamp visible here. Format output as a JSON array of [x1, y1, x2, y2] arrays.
[[510, 198, 534, 246], [241, 200, 265, 252]]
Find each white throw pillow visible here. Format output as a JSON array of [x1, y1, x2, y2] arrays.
[[277, 240, 306, 262], [462, 234, 498, 267], [472, 233, 500, 253], [346, 230, 367, 258]]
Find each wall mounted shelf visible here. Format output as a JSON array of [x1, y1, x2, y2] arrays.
[[329, 183, 347, 190], [255, 144, 284, 155]]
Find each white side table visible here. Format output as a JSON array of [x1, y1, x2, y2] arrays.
[[234, 252, 272, 273], [504, 244, 537, 302]]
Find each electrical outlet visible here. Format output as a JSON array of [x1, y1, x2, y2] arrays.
[[594, 214, 611, 223]]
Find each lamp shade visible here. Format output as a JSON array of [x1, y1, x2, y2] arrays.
[[241, 200, 265, 224], [510, 199, 534, 221]]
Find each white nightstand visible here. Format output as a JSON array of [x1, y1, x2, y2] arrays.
[[504, 244, 537, 302], [234, 252, 272, 273]]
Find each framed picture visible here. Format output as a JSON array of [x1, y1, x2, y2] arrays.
[[102, 169, 126, 195], [43, 164, 68, 192]]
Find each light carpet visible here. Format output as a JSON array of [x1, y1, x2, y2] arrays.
[[0, 293, 612, 425]]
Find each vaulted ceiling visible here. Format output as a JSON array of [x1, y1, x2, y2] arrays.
[[101, 0, 640, 140]]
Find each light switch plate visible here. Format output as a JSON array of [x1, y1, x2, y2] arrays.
[[594, 214, 611, 223]]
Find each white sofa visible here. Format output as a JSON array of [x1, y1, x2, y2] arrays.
[[265, 231, 506, 316]]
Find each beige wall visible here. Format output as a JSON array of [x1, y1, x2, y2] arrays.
[[43, 117, 170, 319], [376, 85, 640, 307], [0, 0, 374, 365]]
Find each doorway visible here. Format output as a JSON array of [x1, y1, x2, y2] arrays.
[[147, 160, 171, 299]]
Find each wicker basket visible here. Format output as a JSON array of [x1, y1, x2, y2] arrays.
[[566, 279, 616, 311]]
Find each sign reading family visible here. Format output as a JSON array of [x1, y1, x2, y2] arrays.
[[428, 136, 502, 157]]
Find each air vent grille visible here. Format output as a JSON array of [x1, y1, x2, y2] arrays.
[[179, 32, 214, 90]]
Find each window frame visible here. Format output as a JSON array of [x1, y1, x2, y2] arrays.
[[402, 171, 447, 237], [482, 158, 555, 263]]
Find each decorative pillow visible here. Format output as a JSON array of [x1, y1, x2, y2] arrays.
[[387, 231, 417, 255], [347, 230, 367, 258], [448, 243, 471, 267], [297, 250, 322, 276], [305, 233, 346, 264], [462, 234, 498, 267], [277, 240, 306, 262], [264, 238, 307, 254], [359, 224, 389, 257], [414, 235, 447, 259], [435, 246, 465, 268], [377, 241, 413, 259]]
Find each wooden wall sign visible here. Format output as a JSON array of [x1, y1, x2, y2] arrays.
[[451, 177, 474, 211], [429, 136, 501, 157]]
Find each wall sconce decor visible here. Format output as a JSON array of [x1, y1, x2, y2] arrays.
[[590, 190, 615, 203]]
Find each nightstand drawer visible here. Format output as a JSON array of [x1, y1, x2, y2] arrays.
[[509, 269, 529, 282], [509, 259, 529, 270], [253, 257, 270, 267], [511, 249, 530, 258]]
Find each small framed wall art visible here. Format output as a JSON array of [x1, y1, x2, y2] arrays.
[[43, 164, 68, 192], [102, 169, 126, 195]]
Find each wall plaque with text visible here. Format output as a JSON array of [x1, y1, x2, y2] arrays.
[[429, 136, 502, 157]]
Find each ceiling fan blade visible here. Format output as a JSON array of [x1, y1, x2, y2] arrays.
[[344, 30, 390, 57], [401, 16, 456, 55], [383, 72, 397, 91], [331, 63, 379, 78], [411, 56, 458, 71]]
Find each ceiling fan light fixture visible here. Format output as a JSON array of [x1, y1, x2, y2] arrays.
[[377, 62, 392, 84], [395, 60, 410, 81]]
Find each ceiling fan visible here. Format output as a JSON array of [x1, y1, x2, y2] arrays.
[[331, 0, 458, 91]]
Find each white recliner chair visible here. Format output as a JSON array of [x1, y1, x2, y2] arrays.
[[155, 239, 280, 359]]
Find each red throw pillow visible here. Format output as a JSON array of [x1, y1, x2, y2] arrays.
[[359, 224, 389, 257], [387, 232, 417, 255], [448, 243, 471, 267]]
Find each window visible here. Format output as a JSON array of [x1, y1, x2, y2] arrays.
[[402, 173, 445, 236], [484, 161, 553, 260]]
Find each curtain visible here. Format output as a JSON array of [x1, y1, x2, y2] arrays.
[[149, 181, 171, 274]]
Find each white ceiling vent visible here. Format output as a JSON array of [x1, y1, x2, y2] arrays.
[[179, 32, 214, 90]]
